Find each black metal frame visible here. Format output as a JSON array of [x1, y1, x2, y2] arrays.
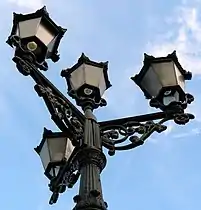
[[6, 6, 67, 63], [61, 53, 111, 93], [61, 53, 111, 110], [100, 110, 194, 155], [132, 51, 192, 100], [7, 8, 195, 210], [34, 127, 74, 180]]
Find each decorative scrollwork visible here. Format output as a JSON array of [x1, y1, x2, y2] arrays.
[[34, 84, 84, 146], [73, 192, 107, 210], [14, 56, 32, 76], [101, 119, 168, 156], [10, 35, 85, 146], [150, 93, 194, 111], [9, 33, 88, 206], [49, 152, 80, 205], [101, 107, 195, 156], [62, 160, 80, 187], [173, 113, 195, 125], [48, 147, 107, 205]]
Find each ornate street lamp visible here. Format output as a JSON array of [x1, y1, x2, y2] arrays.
[[7, 7, 195, 210]]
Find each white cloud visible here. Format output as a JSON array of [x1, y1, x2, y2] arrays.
[[111, 2, 201, 135], [173, 127, 201, 139], [148, 121, 174, 144], [164, 121, 175, 135], [8, 0, 44, 10], [146, 4, 201, 76]]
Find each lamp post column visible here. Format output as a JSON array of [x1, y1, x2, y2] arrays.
[[73, 107, 108, 210]]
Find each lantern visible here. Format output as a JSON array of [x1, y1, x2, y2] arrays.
[[7, 6, 66, 63], [132, 51, 192, 107], [35, 128, 74, 179], [61, 53, 111, 103]]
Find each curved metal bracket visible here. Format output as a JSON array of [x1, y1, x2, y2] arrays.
[[10, 38, 85, 146], [100, 110, 194, 156]]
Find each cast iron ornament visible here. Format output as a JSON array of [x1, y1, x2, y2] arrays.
[[8, 35, 85, 147]]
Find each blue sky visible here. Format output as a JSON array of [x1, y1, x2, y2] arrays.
[[1, 0, 201, 210]]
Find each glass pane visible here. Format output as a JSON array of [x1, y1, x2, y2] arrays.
[[163, 91, 179, 106], [47, 36, 57, 53], [48, 137, 67, 162], [64, 139, 74, 160], [19, 17, 41, 38], [152, 61, 177, 87], [70, 64, 85, 90], [174, 64, 185, 90], [98, 70, 106, 96], [141, 65, 162, 97], [98, 76, 106, 96], [36, 23, 55, 46], [49, 166, 60, 177], [39, 140, 50, 170], [85, 64, 104, 90], [15, 25, 19, 36]]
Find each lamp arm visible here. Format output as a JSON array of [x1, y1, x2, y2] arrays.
[[100, 111, 194, 155], [99, 110, 181, 127], [11, 39, 85, 146]]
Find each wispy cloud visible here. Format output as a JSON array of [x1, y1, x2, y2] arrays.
[[7, 0, 44, 10], [164, 121, 175, 135], [146, 3, 201, 76], [173, 127, 201, 139]]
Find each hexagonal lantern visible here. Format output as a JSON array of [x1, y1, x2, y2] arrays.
[[35, 128, 75, 180], [132, 51, 192, 107], [61, 53, 111, 104], [6, 6, 66, 63]]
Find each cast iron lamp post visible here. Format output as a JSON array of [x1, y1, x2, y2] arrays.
[[7, 7, 195, 210]]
